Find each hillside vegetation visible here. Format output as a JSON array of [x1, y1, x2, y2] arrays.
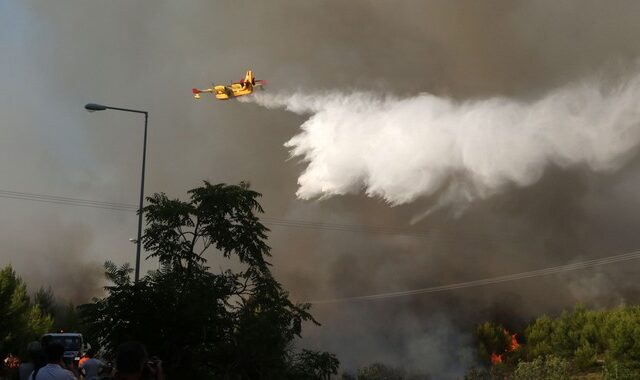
[[468, 305, 640, 379]]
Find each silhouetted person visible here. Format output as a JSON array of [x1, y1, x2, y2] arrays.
[[29, 342, 76, 380], [113, 342, 163, 380], [19, 341, 45, 380], [79, 349, 104, 380]]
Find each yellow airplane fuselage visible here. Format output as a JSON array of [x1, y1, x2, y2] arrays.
[[214, 83, 253, 100], [194, 70, 261, 101]]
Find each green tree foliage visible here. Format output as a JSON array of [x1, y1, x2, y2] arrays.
[[472, 304, 640, 378], [53, 302, 82, 332], [357, 363, 406, 380], [524, 305, 640, 369], [474, 321, 510, 362], [288, 350, 340, 380], [603, 360, 640, 380], [33, 286, 83, 333], [33, 287, 55, 317], [525, 305, 603, 365], [463, 367, 491, 380], [604, 308, 640, 364], [80, 182, 338, 379], [356, 362, 428, 380], [513, 355, 570, 380], [0, 266, 52, 358]]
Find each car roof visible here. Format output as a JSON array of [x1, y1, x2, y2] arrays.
[[42, 333, 82, 337]]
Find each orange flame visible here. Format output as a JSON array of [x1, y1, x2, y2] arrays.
[[509, 333, 520, 352], [490, 329, 519, 366]]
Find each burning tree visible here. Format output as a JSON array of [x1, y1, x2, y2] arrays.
[[471, 304, 640, 378], [475, 322, 520, 366], [80, 182, 338, 379]]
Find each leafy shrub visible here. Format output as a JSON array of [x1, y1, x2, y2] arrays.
[[513, 355, 570, 380]]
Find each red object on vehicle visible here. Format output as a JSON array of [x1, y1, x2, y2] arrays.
[[4, 354, 20, 369], [79, 355, 90, 367]]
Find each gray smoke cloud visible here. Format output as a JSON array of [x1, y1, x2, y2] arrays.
[[4, 1, 640, 378], [1, 219, 103, 304]]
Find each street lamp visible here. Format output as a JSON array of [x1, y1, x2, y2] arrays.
[[84, 102, 148, 282]]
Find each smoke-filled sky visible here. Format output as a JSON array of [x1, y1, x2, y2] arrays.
[[3, 1, 640, 377]]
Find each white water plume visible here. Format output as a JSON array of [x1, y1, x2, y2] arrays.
[[246, 73, 640, 211]]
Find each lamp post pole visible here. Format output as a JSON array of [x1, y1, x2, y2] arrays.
[[85, 103, 148, 282]]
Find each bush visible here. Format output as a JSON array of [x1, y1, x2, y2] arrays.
[[602, 361, 640, 380], [464, 367, 491, 380], [513, 355, 570, 380]]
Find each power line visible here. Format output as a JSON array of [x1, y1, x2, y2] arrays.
[[262, 217, 434, 238], [0, 188, 525, 245], [0, 188, 467, 239], [308, 249, 640, 304], [0, 189, 137, 212], [4, 187, 637, 304], [260, 218, 526, 246], [0, 189, 136, 209]]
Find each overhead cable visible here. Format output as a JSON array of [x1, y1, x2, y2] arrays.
[[0, 188, 494, 239], [308, 249, 640, 304]]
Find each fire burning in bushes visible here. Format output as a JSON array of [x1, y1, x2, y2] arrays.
[[491, 329, 520, 365]]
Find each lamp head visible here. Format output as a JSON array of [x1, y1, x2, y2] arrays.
[[84, 103, 107, 112]]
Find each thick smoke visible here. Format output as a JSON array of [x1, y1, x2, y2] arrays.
[[5, 1, 640, 378], [1, 220, 103, 304], [248, 73, 640, 214]]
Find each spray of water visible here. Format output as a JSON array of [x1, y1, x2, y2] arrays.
[[246, 73, 640, 215]]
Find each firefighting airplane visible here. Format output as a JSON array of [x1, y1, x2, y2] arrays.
[[192, 70, 266, 100]]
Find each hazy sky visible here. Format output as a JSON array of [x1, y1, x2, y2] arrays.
[[3, 1, 640, 377]]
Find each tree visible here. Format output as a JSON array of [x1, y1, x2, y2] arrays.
[[0, 266, 52, 358], [81, 182, 338, 379], [33, 287, 55, 317], [356, 363, 429, 380], [288, 350, 340, 380], [603, 360, 640, 380], [475, 304, 640, 378], [525, 315, 555, 359], [464, 367, 491, 380], [513, 355, 570, 380], [474, 321, 510, 363], [357, 363, 406, 380]]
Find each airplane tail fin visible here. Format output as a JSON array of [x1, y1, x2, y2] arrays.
[[244, 70, 255, 86], [192, 88, 202, 99]]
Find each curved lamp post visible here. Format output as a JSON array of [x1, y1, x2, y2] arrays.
[[84, 102, 148, 282]]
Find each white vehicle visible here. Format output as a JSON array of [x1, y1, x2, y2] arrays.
[[41, 332, 90, 365]]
